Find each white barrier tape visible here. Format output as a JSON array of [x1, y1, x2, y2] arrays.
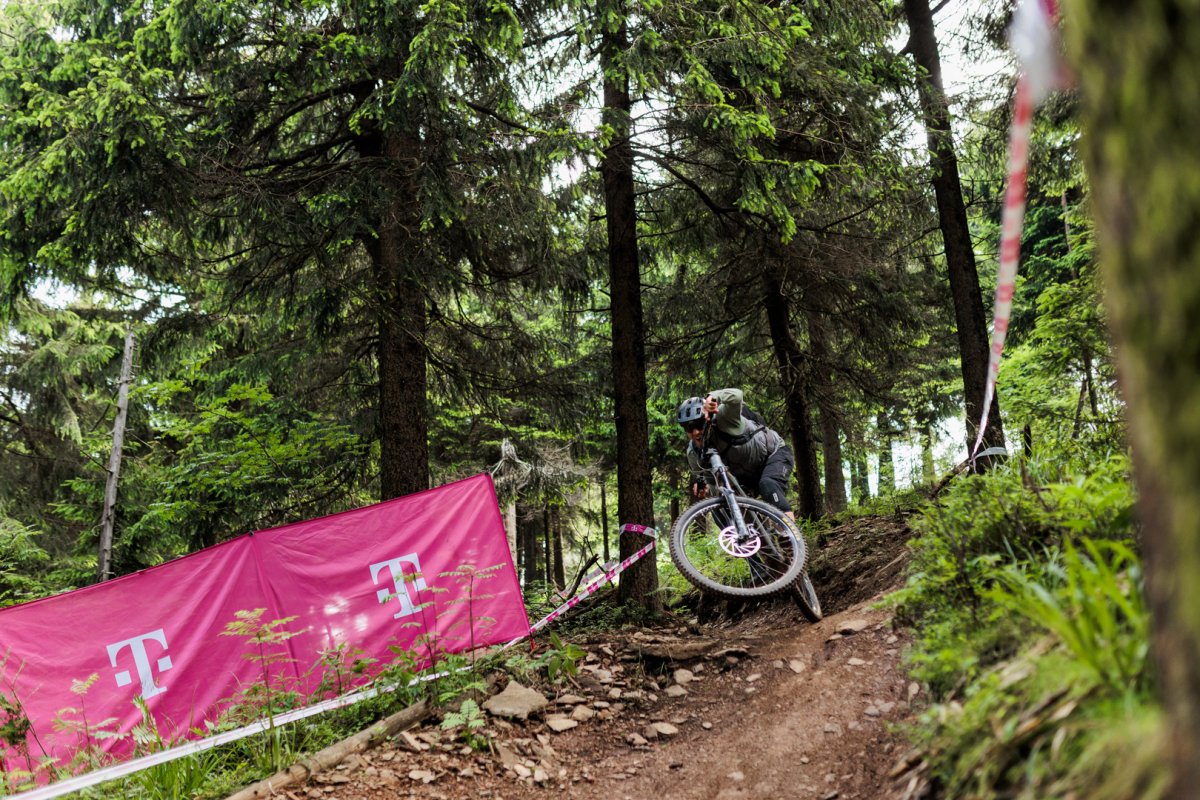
[[970, 74, 1033, 460], [503, 524, 657, 647], [971, 0, 1065, 461], [8, 668, 453, 800], [548, 560, 618, 605], [10, 523, 658, 799]]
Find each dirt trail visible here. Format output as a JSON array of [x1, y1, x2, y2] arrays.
[[284, 516, 919, 800]]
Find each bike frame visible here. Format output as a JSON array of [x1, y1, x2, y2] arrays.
[[698, 422, 754, 545]]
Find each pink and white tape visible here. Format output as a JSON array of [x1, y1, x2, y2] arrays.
[[506, 524, 657, 646], [971, 0, 1065, 459]]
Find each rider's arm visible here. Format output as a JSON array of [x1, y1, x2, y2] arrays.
[[705, 388, 746, 435]]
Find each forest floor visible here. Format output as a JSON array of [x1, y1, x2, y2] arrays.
[[271, 513, 921, 800]]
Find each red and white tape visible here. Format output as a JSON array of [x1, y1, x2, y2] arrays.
[[506, 524, 657, 645], [971, 0, 1065, 459]]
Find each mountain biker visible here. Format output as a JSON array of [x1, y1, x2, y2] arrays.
[[677, 388, 796, 522]]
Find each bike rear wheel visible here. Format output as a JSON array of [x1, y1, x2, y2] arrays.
[[669, 496, 806, 598], [792, 570, 822, 622]]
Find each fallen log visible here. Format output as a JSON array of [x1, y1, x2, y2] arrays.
[[222, 699, 430, 800]]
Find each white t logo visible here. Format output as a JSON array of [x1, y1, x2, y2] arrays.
[[369, 554, 427, 619], [107, 629, 173, 699]]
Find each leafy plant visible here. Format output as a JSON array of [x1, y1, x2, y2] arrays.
[[50, 673, 121, 774], [310, 642, 377, 700], [439, 698, 489, 751], [988, 538, 1149, 695], [219, 609, 301, 772], [126, 697, 216, 800], [538, 632, 584, 682]]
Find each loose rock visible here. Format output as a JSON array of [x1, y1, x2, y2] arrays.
[[649, 722, 679, 737], [546, 717, 579, 733], [484, 681, 548, 720]]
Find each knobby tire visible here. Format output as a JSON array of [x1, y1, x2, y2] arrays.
[[792, 570, 822, 622], [669, 496, 806, 598]]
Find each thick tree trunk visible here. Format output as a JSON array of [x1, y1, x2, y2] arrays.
[[601, 14, 658, 609], [762, 271, 822, 519], [522, 514, 540, 587], [903, 0, 1005, 463], [1064, 4, 1200, 794], [819, 413, 846, 514], [366, 131, 429, 501]]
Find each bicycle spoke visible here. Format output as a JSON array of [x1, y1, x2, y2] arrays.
[[669, 497, 806, 597]]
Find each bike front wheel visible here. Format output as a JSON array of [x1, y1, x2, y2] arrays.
[[669, 496, 807, 598]]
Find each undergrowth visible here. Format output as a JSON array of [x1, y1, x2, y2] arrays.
[[893, 452, 1167, 799]]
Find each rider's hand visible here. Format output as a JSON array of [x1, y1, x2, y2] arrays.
[[702, 395, 719, 418], [691, 479, 709, 499]]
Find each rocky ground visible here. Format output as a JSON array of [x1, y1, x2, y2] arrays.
[[241, 513, 921, 800]]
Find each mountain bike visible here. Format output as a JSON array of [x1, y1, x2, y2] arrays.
[[669, 421, 822, 622]]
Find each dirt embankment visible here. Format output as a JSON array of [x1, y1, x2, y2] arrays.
[[260, 515, 920, 800]]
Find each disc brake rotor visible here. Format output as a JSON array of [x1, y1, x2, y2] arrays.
[[718, 525, 761, 557]]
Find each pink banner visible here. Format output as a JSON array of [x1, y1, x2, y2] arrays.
[[0, 474, 526, 777]]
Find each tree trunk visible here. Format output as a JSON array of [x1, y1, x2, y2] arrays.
[[542, 506, 552, 591], [1064, 188, 1101, 431], [1064, 4, 1200, 794], [515, 505, 526, 586], [522, 513, 540, 587], [601, 13, 658, 609], [368, 131, 429, 501], [903, 0, 1005, 462], [877, 411, 895, 494], [551, 506, 565, 589], [504, 501, 518, 567], [98, 330, 135, 581], [809, 312, 846, 513], [919, 417, 936, 485], [600, 479, 610, 564], [848, 421, 871, 504], [761, 271, 823, 519]]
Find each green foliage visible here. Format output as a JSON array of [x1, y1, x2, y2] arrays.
[[893, 453, 1136, 692], [538, 631, 584, 682], [439, 697, 488, 750], [988, 539, 1149, 694], [0, 520, 51, 607], [895, 445, 1163, 799], [125, 698, 217, 800], [219, 609, 302, 773]]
